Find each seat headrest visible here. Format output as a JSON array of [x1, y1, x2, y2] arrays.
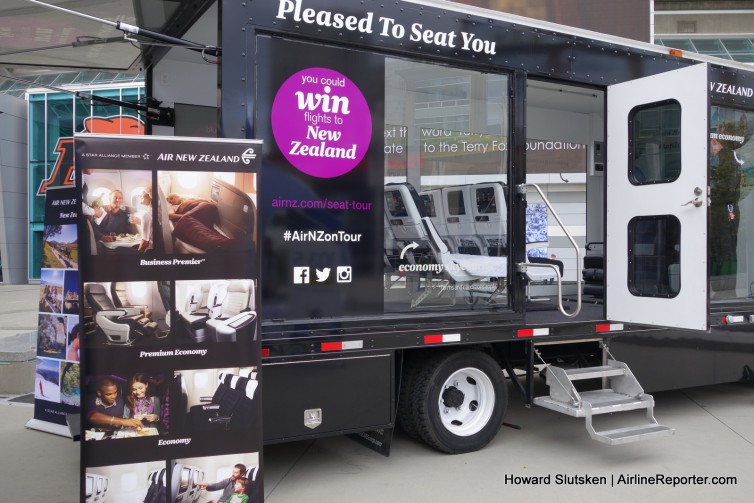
[[85, 283, 116, 311], [230, 375, 242, 389], [85, 283, 107, 295], [245, 379, 259, 400], [227, 280, 250, 293]]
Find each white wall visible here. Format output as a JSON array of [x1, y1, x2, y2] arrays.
[[0, 94, 28, 283], [526, 106, 604, 282]]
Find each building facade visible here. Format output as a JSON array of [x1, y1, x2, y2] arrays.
[[655, 0, 754, 62], [26, 82, 144, 281]]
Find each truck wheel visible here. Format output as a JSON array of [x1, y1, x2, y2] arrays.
[[397, 354, 424, 440], [413, 350, 507, 454]]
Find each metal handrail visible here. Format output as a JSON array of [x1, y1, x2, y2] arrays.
[[516, 183, 582, 318]]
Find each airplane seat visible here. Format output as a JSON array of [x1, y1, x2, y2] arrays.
[[190, 375, 249, 431], [156, 184, 174, 254], [172, 463, 205, 503], [171, 372, 189, 433], [111, 282, 154, 323], [156, 183, 207, 254], [421, 217, 500, 283], [143, 468, 167, 503], [85, 473, 109, 503], [384, 183, 431, 250], [383, 212, 401, 272], [212, 178, 256, 242], [471, 182, 509, 256], [84, 283, 155, 345], [85, 218, 99, 256], [228, 374, 260, 429], [419, 189, 453, 250], [582, 241, 604, 297], [188, 372, 234, 431], [441, 185, 485, 255], [179, 282, 213, 342], [182, 281, 228, 343], [205, 280, 256, 342]]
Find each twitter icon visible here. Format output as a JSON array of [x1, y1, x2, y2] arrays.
[[315, 268, 331, 282]]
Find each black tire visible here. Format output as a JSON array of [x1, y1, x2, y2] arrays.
[[397, 353, 424, 440], [411, 349, 507, 454]]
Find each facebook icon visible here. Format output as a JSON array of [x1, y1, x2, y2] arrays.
[[293, 267, 310, 284]]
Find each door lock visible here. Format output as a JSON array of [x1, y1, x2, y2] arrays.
[[682, 187, 704, 207]]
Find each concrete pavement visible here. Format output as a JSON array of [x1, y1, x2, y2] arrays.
[[1, 283, 753, 502]]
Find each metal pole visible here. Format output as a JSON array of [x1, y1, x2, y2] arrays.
[[22, 0, 220, 57]]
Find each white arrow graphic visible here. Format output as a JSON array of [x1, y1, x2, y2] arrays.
[[400, 242, 419, 259]]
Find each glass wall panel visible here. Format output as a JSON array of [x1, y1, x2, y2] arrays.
[[384, 58, 510, 313], [709, 106, 754, 300]]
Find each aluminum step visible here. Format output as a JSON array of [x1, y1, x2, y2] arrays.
[[589, 423, 675, 446], [534, 359, 674, 445], [564, 365, 626, 380], [533, 390, 650, 418], [581, 390, 652, 415]]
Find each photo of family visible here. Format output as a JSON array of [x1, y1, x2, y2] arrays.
[[82, 281, 170, 347], [172, 452, 260, 503], [83, 372, 169, 441], [82, 169, 154, 256], [156, 171, 256, 255]]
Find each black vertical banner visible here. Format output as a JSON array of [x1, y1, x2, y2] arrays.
[[76, 134, 263, 503], [256, 36, 386, 322], [26, 185, 82, 437]]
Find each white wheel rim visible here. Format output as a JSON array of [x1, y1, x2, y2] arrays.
[[437, 367, 495, 437]]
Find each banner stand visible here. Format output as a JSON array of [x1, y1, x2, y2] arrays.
[[27, 185, 82, 438], [76, 134, 264, 503], [25, 418, 74, 438]]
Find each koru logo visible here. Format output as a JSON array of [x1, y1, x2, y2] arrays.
[[241, 148, 256, 164]]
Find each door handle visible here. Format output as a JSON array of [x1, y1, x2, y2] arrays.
[[682, 198, 703, 208], [682, 187, 704, 207]]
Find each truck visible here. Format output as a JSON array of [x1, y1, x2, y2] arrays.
[[19, 0, 754, 454]]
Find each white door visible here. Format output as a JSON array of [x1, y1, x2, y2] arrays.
[[606, 63, 708, 330]]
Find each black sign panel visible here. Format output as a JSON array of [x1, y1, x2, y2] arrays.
[[256, 37, 385, 321]]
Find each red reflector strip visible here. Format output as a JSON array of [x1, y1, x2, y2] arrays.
[[517, 328, 549, 338], [321, 340, 364, 352], [596, 323, 624, 333], [725, 315, 745, 324], [261, 348, 270, 357], [424, 333, 461, 344]]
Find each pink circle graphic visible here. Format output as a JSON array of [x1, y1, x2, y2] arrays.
[[271, 68, 372, 178]]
